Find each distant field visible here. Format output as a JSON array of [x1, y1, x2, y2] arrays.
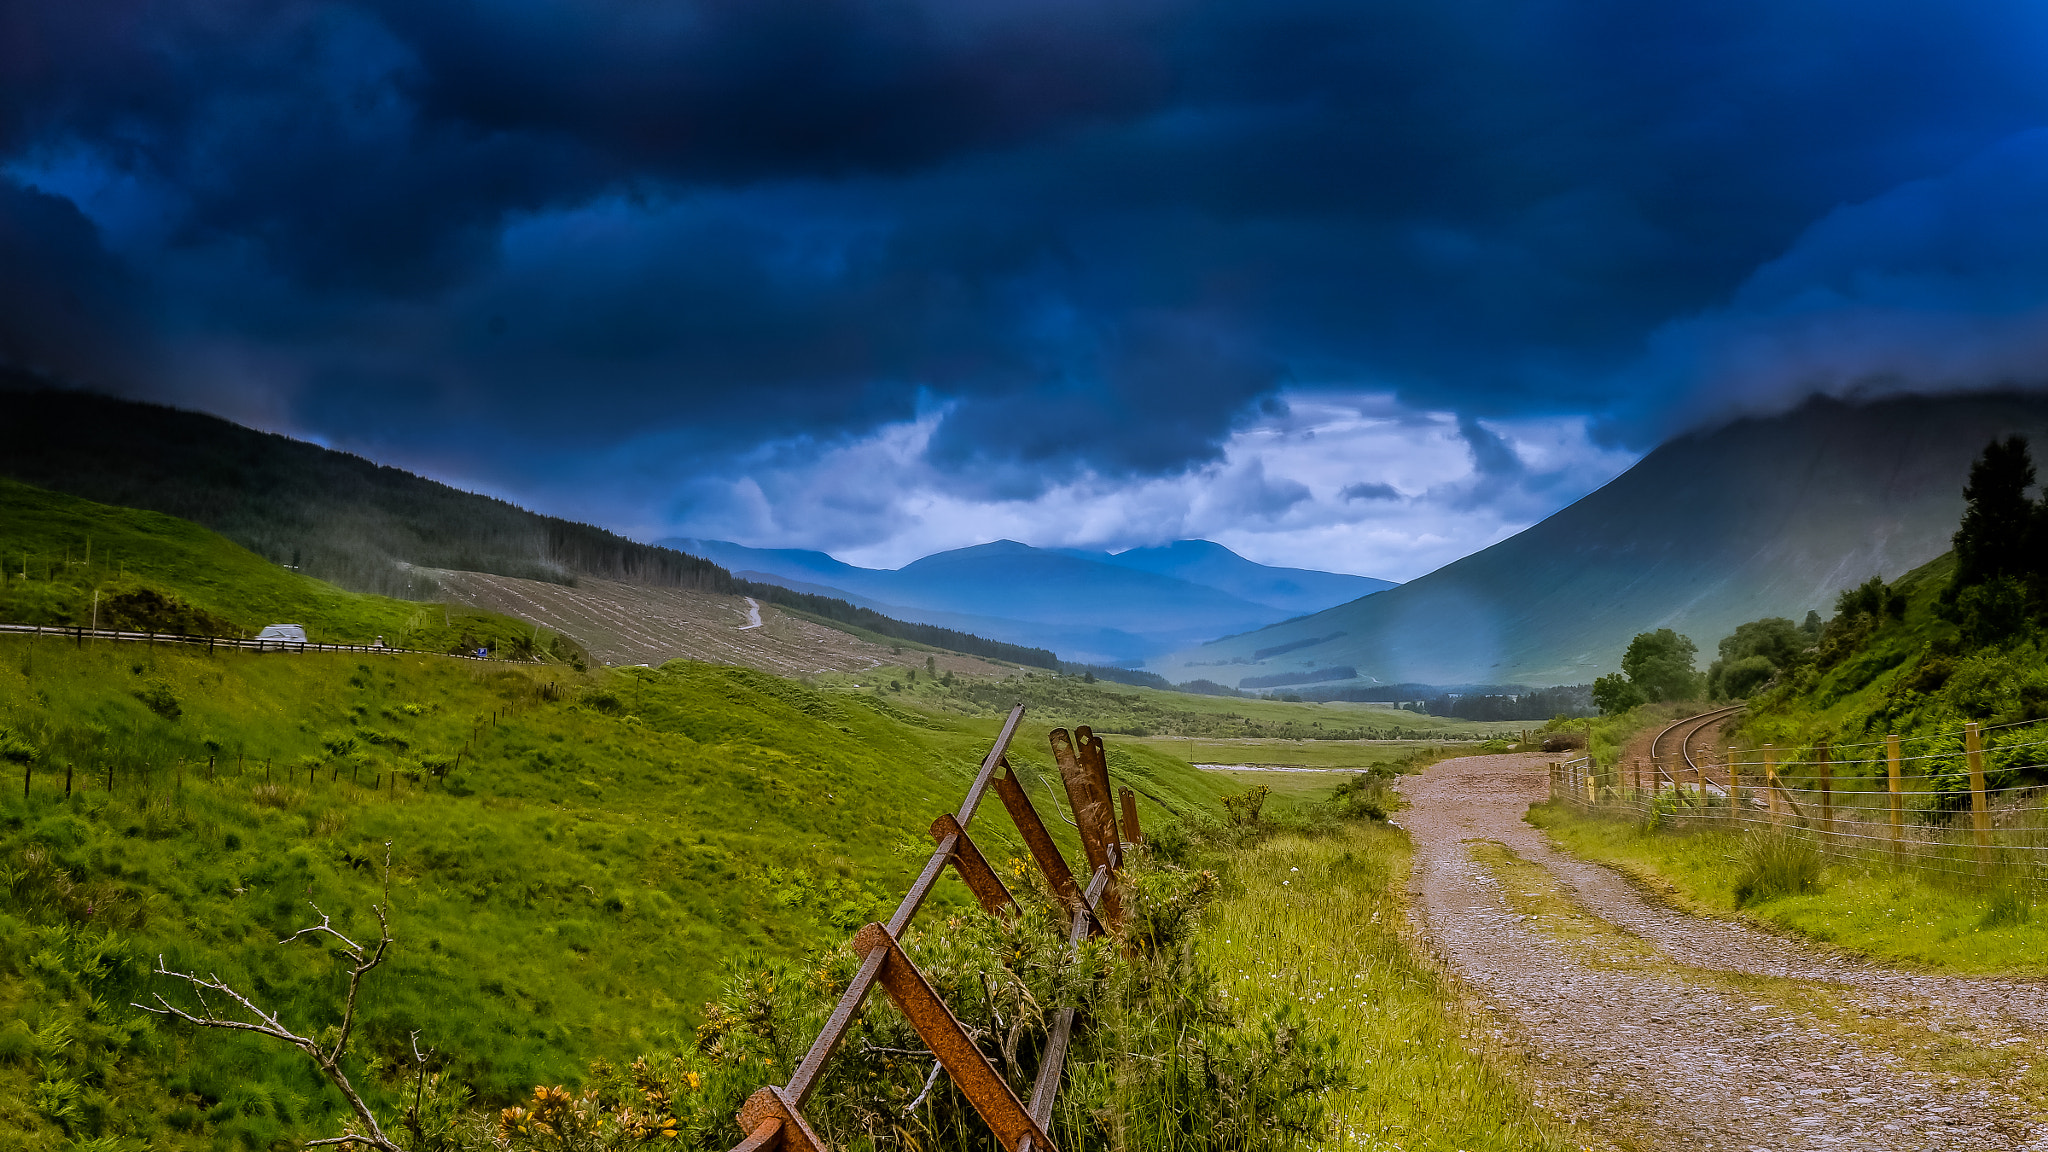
[[1123, 735, 1470, 769]]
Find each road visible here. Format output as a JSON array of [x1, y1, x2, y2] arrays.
[[1398, 750, 2048, 1150]]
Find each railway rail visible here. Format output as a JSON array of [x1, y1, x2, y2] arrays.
[[1648, 704, 1745, 789]]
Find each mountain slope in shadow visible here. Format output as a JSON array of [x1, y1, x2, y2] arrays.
[[1152, 393, 2048, 688]]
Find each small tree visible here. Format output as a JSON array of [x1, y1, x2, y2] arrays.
[[1591, 673, 1644, 715], [1951, 435, 2037, 592], [1620, 628, 1701, 702]]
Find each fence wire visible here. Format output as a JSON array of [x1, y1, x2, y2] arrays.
[[1549, 719, 2048, 888]]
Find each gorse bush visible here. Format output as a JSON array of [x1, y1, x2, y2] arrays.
[[1731, 830, 1823, 906]]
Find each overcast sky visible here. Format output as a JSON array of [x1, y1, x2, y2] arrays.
[[7, 1, 2048, 578]]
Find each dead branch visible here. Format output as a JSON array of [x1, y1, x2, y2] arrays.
[[134, 842, 405, 1152]]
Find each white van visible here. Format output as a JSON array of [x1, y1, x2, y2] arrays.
[[254, 624, 308, 643]]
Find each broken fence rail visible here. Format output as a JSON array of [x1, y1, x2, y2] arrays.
[[732, 702, 1144, 1152], [0, 621, 531, 662]]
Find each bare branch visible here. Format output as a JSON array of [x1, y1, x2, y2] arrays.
[[134, 842, 411, 1152], [906, 1059, 945, 1114]]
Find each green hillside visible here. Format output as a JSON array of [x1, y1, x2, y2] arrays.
[[1732, 552, 2048, 800], [0, 386, 1056, 668], [0, 632, 1239, 1149], [0, 478, 564, 659]]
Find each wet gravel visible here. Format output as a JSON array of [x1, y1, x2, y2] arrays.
[[1397, 751, 2048, 1151]]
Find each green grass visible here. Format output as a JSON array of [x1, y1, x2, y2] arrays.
[[0, 635, 1240, 1149], [0, 477, 563, 655], [826, 664, 1521, 742], [1205, 824, 1567, 1151], [1528, 801, 2048, 974]]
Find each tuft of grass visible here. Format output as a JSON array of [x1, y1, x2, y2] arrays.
[[1205, 825, 1569, 1150], [1731, 829, 1824, 906]]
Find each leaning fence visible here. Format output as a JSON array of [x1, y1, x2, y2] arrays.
[[1549, 718, 2048, 886], [730, 702, 1144, 1152]]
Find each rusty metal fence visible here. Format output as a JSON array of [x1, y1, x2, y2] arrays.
[[731, 703, 1145, 1152], [1549, 717, 2048, 886]]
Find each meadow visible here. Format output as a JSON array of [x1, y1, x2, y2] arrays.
[[0, 633, 1256, 1149], [1527, 802, 2048, 974]]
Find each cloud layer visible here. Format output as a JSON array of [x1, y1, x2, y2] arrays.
[[6, 0, 2048, 568]]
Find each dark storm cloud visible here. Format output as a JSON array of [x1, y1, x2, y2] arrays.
[[6, 0, 2048, 494]]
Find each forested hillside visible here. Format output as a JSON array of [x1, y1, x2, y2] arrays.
[[0, 387, 1054, 667]]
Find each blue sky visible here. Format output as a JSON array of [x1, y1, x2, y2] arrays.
[[6, 1, 2048, 578]]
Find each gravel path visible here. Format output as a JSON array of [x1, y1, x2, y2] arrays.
[[1397, 751, 2048, 1151]]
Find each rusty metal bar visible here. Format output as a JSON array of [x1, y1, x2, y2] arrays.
[[784, 943, 889, 1104], [853, 923, 1056, 1152], [1050, 729, 1122, 925], [992, 763, 1084, 913], [931, 812, 1016, 916], [1025, 874, 1104, 1133], [737, 1086, 825, 1151], [1118, 786, 1141, 845], [732, 1118, 784, 1152], [957, 703, 1028, 829], [887, 834, 958, 937], [735, 705, 1030, 1146]]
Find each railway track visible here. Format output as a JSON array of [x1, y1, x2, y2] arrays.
[[1648, 704, 1745, 787]]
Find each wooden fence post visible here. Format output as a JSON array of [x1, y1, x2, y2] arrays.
[[1886, 734, 1903, 863], [1815, 741, 1833, 842], [1726, 750, 1741, 825], [1763, 745, 1778, 827], [1966, 721, 1991, 874]]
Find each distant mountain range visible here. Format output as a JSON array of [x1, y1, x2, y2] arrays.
[[1152, 393, 2048, 688], [662, 537, 1395, 666]]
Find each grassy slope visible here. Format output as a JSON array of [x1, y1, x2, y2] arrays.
[[0, 478, 551, 654], [0, 634, 1246, 1149], [833, 666, 1519, 742], [1529, 551, 2048, 974], [1527, 804, 2048, 974]]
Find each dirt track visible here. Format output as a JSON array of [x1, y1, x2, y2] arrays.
[[1398, 751, 2048, 1151]]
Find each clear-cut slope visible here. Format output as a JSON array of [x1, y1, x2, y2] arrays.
[[1152, 393, 2048, 688]]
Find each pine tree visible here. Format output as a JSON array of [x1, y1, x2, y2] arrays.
[[1951, 435, 2036, 591]]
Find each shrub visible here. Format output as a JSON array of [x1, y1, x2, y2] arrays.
[[1720, 655, 1776, 698], [1731, 830, 1823, 906], [1220, 786, 1271, 827], [1329, 771, 1395, 821], [132, 680, 182, 720]]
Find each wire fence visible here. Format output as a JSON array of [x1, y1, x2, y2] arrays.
[[1549, 717, 2048, 887], [0, 621, 533, 662], [728, 703, 1143, 1152]]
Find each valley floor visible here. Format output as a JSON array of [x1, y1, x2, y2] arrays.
[[1401, 752, 2048, 1151]]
